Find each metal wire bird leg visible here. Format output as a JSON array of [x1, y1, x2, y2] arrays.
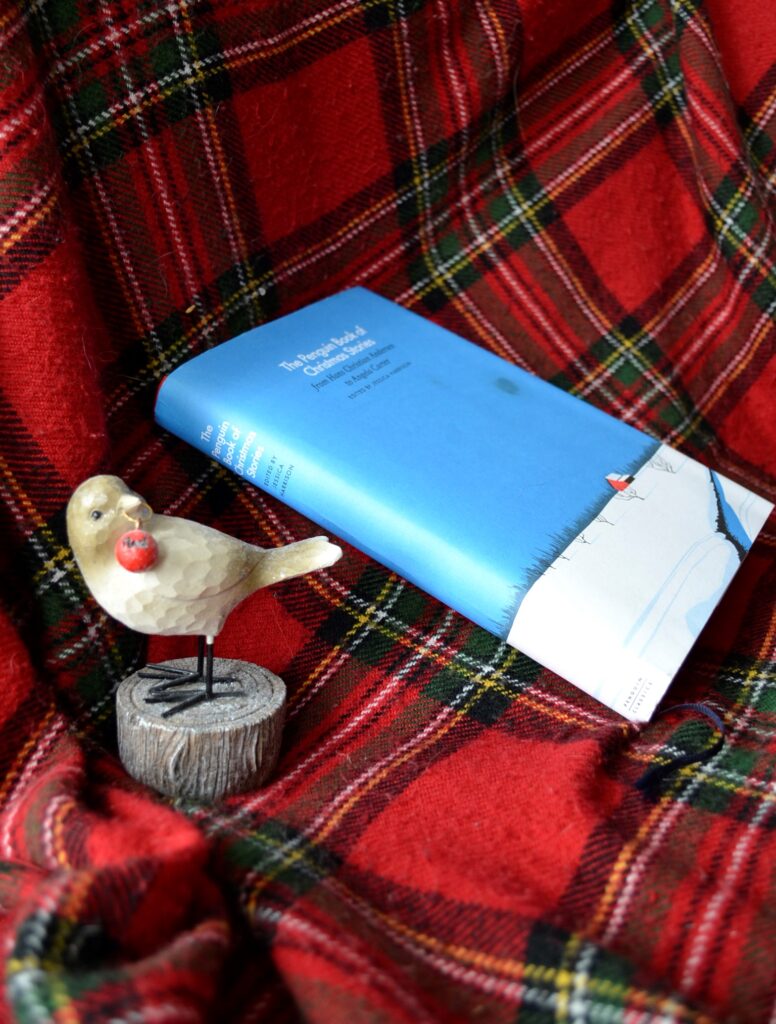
[[141, 637, 244, 717]]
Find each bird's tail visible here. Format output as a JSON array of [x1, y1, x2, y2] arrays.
[[254, 536, 342, 588]]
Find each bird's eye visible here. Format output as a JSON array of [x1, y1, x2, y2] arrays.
[[90, 510, 103, 521]]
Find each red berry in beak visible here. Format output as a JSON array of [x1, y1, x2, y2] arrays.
[[115, 530, 158, 572]]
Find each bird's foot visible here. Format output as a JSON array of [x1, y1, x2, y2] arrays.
[[140, 663, 244, 717], [139, 663, 203, 690], [146, 686, 244, 718]]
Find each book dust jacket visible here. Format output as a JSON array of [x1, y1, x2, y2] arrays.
[[156, 289, 773, 721]]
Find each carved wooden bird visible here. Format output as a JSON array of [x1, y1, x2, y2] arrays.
[[67, 475, 341, 714]]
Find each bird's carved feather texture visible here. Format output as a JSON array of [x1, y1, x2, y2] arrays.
[[67, 475, 342, 639]]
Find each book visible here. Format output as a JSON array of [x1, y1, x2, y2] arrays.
[[155, 288, 773, 721]]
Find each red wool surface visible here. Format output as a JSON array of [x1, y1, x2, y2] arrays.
[[0, 2, 774, 1023]]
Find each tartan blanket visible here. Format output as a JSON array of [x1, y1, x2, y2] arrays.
[[1, 0, 774, 1021]]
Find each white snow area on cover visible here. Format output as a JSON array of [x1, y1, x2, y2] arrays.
[[507, 445, 773, 722]]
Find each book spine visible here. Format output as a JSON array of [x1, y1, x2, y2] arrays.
[[156, 388, 311, 508], [155, 380, 431, 571]]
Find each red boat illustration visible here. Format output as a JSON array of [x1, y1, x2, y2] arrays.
[[606, 472, 635, 491]]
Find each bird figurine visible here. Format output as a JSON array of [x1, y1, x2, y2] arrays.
[[67, 474, 342, 715]]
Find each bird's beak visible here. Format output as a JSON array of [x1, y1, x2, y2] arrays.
[[117, 492, 153, 525]]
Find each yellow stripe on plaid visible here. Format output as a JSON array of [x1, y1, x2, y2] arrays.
[[0, 706, 59, 810], [370, 910, 714, 1021], [52, 798, 75, 869], [0, 190, 58, 254], [291, 571, 402, 711], [743, 82, 776, 145]]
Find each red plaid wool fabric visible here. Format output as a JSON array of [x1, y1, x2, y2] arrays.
[[1, 1, 775, 1021]]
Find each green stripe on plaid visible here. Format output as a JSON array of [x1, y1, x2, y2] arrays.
[[710, 655, 776, 713], [151, 25, 233, 125], [589, 316, 666, 389], [228, 820, 342, 900], [424, 636, 543, 726], [407, 166, 562, 315], [34, 0, 420, 183], [615, 0, 687, 126], [741, 109, 774, 179], [363, 0, 426, 31], [519, 924, 634, 1024], [709, 172, 776, 313]]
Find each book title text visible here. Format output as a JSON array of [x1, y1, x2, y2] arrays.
[[277, 325, 375, 376]]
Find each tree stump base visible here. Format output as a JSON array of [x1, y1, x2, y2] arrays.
[[116, 658, 286, 802]]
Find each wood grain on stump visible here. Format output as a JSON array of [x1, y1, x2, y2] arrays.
[[116, 658, 286, 802]]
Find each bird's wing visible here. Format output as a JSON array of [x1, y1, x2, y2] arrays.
[[147, 514, 257, 600]]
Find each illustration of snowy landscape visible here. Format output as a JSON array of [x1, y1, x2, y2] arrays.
[[507, 445, 773, 721]]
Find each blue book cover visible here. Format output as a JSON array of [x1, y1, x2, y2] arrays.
[[155, 288, 772, 721]]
